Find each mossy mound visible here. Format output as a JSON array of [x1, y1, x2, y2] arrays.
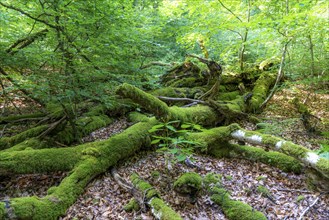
[[173, 172, 202, 195]]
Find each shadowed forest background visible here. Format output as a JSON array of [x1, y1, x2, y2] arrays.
[[0, 0, 328, 219]]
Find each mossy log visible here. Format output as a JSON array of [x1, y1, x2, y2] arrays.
[[0, 112, 46, 124], [130, 173, 183, 220], [0, 125, 49, 150], [0, 119, 158, 219], [230, 128, 329, 181], [116, 83, 218, 126], [203, 173, 267, 220], [117, 83, 329, 181]]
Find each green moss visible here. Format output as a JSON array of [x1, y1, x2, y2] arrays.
[[84, 105, 106, 117], [130, 173, 182, 219], [210, 187, 266, 220], [170, 105, 218, 126], [316, 158, 329, 179], [130, 173, 159, 199], [256, 176, 267, 181], [151, 170, 161, 178], [0, 144, 87, 175], [241, 128, 311, 161], [0, 203, 4, 220], [230, 144, 303, 173], [151, 87, 206, 100], [116, 83, 172, 121], [46, 103, 65, 118], [0, 125, 48, 150], [296, 195, 305, 203], [173, 172, 202, 194], [55, 115, 112, 144], [82, 147, 101, 157], [0, 112, 45, 124], [170, 77, 200, 88], [249, 72, 276, 112], [203, 173, 222, 187], [217, 91, 240, 101], [124, 198, 140, 212], [149, 198, 183, 220], [128, 112, 150, 123], [151, 87, 186, 98], [259, 58, 280, 71], [187, 124, 238, 154], [256, 185, 271, 197], [1, 119, 158, 219], [3, 137, 47, 152], [225, 175, 233, 181]]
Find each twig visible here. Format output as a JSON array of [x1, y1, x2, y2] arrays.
[[298, 196, 320, 220], [277, 188, 311, 193], [37, 116, 66, 138], [110, 167, 133, 191]]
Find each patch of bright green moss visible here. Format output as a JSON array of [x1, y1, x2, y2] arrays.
[[0, 112, 45, 124], [130, 173, 159, 199], [256, 185, 271, 197], [230, 144, 302, 173], [296, 195, 305, 203], [203, 173, 222, 188], [116, 83, 172, 121], [0, 125, 48, 150], [249, 72, 276, 112], [173, 172, 202, 194], [210, 187, 266, 220], [217, 91, 240, 101], [128, 112, 150, 123], [149, 197, 182, 220], [124, 198, 140, 212]]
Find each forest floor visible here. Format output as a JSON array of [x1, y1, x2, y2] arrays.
[[1, 83, 328, 220]]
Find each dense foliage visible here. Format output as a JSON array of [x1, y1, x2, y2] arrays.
[[0, 0, 328, 109]]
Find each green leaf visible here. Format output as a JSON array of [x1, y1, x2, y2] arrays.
[[181, 124, 192, 129], [152, 124, 165, 129], [165, 125, 177, 132], [169, 148, 179, 154], [176, 154, 186, 162], [156, 147, 168, 152], [151, 139, 161, 144]]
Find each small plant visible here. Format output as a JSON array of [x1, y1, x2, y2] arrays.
[[148, 121, 202, 167], [296, 195, 305, 203], [256, 175, 267, 181], [224, 175, 233, 181]]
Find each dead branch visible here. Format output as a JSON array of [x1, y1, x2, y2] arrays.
[[260, 40, 291, 109], [298, 196, 320, 220]]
